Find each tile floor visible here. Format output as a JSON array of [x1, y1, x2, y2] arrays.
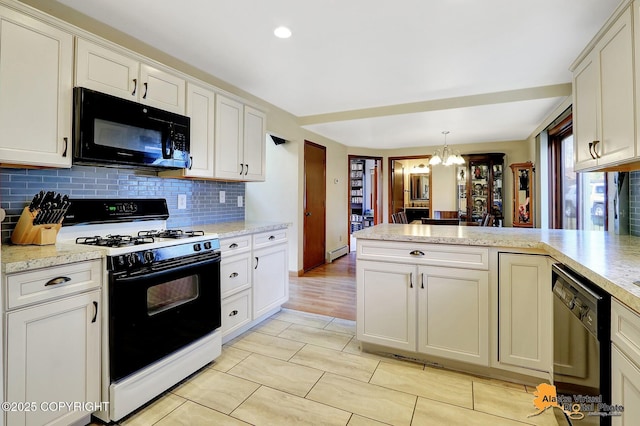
[[114, 309, 560, 426]]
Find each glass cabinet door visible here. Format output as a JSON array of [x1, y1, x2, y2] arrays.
[[458, 154, 504, 225], [470, 161, 490, 222]]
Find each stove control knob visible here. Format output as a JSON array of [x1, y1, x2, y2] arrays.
[[143, 251, 155, 263], [204, 241, 212, 250], [193, 243, 202, 252], [126, 253, 140, 267]]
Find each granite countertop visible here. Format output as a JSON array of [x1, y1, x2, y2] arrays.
[[1, 221, 290, 274], [353, 224, 640, 313]]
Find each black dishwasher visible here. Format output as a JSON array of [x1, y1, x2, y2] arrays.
[[552, 263, 611, 426]]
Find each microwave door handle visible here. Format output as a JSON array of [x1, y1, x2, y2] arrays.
[[163, 124, 175, 159]]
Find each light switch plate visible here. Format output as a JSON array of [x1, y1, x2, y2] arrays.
[[237, 195, 243, 207], [220, 191, 226, 203], [177, 194, 187, 209]]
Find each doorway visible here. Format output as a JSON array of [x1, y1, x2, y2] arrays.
[[388, 156, 432, 223], [303, 141, 326, 272], [348, 156, 382, 250]]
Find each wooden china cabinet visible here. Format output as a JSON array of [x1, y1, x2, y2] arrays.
[[456, 154, 504, 225]]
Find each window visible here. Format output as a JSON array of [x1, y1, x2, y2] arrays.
[[548, 113, 606, 231]]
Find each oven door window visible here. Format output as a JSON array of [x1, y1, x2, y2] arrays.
[[147, 276, 199, 316]]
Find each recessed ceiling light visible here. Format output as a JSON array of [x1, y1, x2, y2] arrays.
[[274, 26, 292, 39]]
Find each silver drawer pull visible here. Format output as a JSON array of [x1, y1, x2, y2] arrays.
[[229, 243, 239, 249], [45, 276, 71, 286], [230, 272, 239, 278], [229, 310, 238, 317], [409, 250, 425, 256]]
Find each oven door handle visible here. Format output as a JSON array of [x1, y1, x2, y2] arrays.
[[112, 256, 220, 283]]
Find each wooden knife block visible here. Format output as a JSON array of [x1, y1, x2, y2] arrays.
[[11, 207, 61, 245]]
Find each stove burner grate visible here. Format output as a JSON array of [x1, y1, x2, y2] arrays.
[[76, 234, 155, 247], [138, 229, 205, 239]]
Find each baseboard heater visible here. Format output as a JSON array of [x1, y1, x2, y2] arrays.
[[327, 245, 349, 262]]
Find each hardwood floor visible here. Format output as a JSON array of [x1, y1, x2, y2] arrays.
[[282, 252, 356, 320]]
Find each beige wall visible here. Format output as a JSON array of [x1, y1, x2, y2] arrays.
[[18, 0, 545, 272]]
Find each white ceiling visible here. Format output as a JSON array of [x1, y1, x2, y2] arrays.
[[54, 0, 621, 149]]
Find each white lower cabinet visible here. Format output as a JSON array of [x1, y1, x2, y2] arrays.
[[498, 253, 552, 373], [253, 232, 288, 319], [6, 290, 101, 426], [356, 241, 490, 366], [219, 228, 289, 342], [418, 266, 489, 365], [611, 299, 640, 424]]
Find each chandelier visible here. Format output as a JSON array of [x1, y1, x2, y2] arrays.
[[428, 131, 465, 166]]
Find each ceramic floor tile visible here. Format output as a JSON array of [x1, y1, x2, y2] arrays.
[[290, 344, 379, 382], [232, 385, 352, 426], [324, 317, 356, 335], [278, 323, 353, 350], [412, 397, 531, 426], [229, 330, 305, 360], [210, 346, 252, 372], [250, 317, 292, 335], [172, 368, 260, 414], [347, 415, 390, 425], [473, 381, 561, 426], [471, 375, 529, 393], [307, 373, 416, 425], [272, 309, 334, 329], [370, 361, 473, 409], [227, 353, 324, 397], [120, 393, 186, 426], [154, 400, 250, 426]]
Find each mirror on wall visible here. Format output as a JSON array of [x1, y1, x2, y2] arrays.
[[510, 162, 534, 228], [410, 173, 430, 200]]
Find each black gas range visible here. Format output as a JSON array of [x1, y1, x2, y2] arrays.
[[58, 198, 222, 422]]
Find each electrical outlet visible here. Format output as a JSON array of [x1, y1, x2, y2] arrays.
[[177, 194, 187, 210], [237, 195, 243, 207], [219, 191, 225, 203]]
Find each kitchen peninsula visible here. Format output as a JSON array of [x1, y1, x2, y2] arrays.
[[353, 223, 640, 384]]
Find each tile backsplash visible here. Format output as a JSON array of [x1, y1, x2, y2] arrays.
[[0, 166, 245, 243]]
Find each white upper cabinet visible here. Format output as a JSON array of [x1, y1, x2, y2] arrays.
[[573, 4, 635, 171], [214, 94, 266, 181], [0, 5, 73, 167], [243, 106, 266, 181], [76, 38, 186, 114]]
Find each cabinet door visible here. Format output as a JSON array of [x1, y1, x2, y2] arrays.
[[0, 6, 72, 167], [417, 266, 489, 365], [214, 95, 244, 180], [611, 345, 640, 425], [75, 38, 139, 101], [573, 52, 599, 171], [357, 260, 417, 351], [253, 243, 288, 318], [243, 106, 266, 181], [498, 253, 551, 372], [6, 290, 101, 426], [597, 6, 635, 167], [139, 63, 186, 114], [183, 82, 215, 177]]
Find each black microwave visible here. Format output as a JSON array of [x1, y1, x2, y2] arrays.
[[73, 87, 191, 170]]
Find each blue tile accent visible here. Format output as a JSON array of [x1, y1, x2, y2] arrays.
[[0, 166, 245, 243]]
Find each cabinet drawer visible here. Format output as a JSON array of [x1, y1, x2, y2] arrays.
[[220, 235, 251, 255], [612, 298, 640, 366], [6, 259, 102, 310], [222, 290, 252, 337], [253, 228, 287, 249], [220, 253, 251, 298], [357, 240, 488, 270]]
